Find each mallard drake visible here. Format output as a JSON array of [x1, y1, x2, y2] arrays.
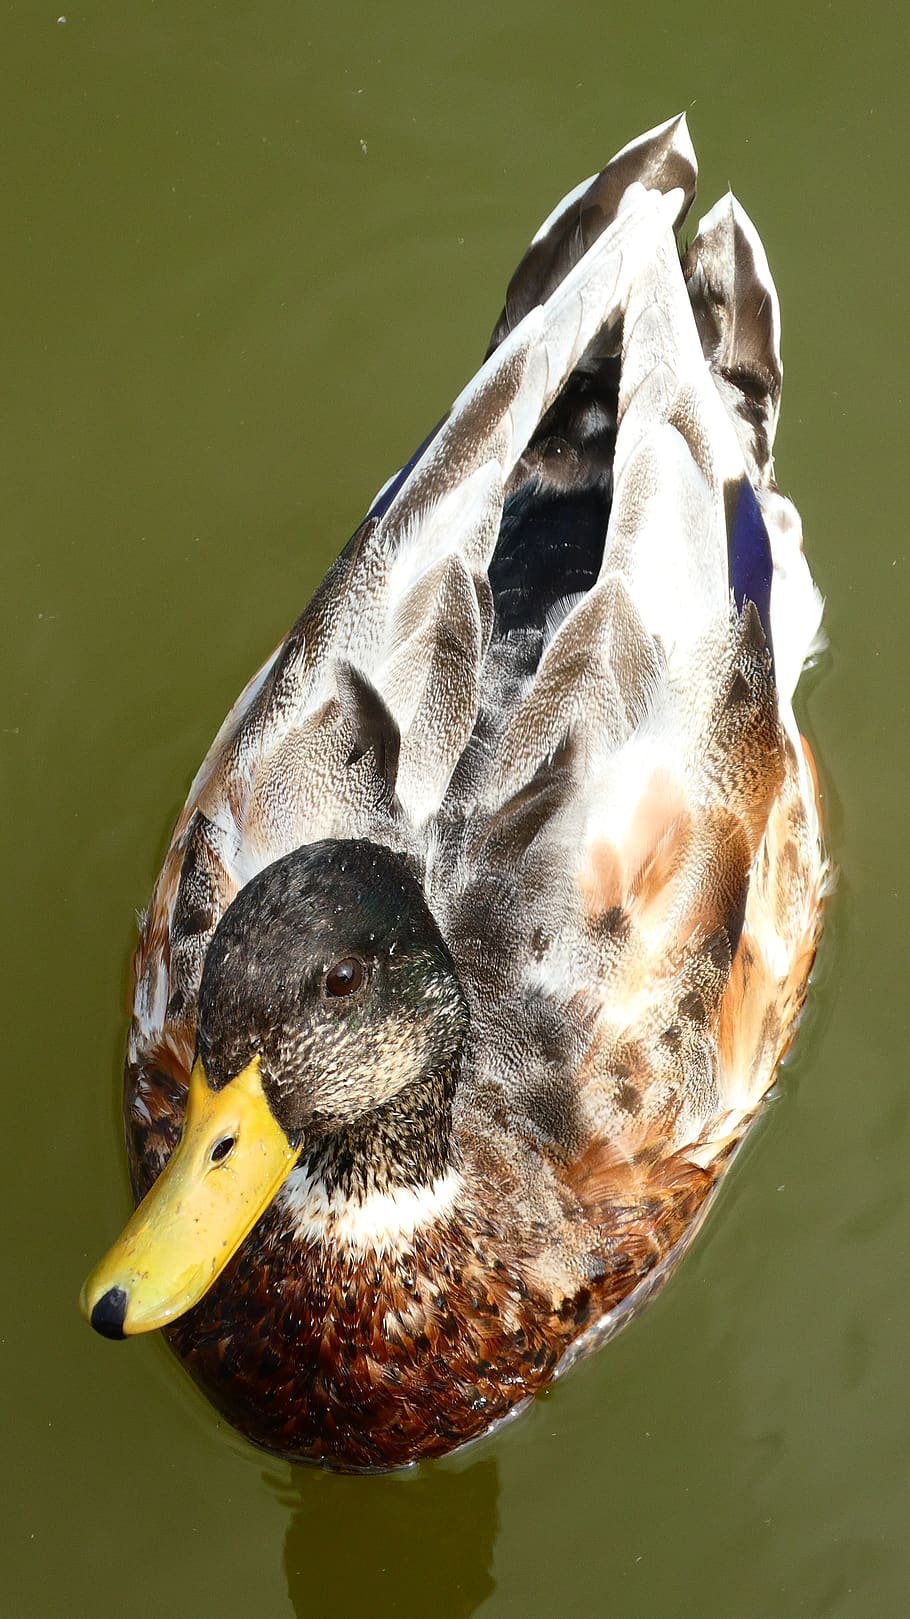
[[82, 115, 825, 1471]]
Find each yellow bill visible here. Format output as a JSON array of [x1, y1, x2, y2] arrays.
[[80, 1055, 301, 1337]]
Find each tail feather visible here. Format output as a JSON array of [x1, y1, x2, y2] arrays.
[[488, 112, 697, 353], [684, 193, 782, 481]]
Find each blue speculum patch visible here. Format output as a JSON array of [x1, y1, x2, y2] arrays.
[[726, 476, 774, 664], [366, 423, 443, 521]]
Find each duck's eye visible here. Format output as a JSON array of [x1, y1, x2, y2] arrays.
[[209, 1135, 235, 1164], [323, 956, 366, 998]]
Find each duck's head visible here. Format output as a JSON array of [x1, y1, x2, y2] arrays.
[[81, 839, 468, 1339]]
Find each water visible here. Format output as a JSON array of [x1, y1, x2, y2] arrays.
[[5, 1, 909, 1613]]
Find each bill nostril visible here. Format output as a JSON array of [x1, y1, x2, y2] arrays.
[[90, 1286, 128, 1340]]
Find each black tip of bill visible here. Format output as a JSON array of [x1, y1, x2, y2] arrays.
[[90, 1286, 128, 1340]]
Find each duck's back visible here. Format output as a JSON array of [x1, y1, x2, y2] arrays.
[[123, 116, 824, 1464], [415, 119, 824, 1316]]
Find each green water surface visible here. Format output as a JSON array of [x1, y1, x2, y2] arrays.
[[4, 2, 909, 1614]]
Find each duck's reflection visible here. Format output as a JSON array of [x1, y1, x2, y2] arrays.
[[275, 1452, 500, 1618]]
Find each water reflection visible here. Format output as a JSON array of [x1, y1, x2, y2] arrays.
[[274, 1453, 500, 1618]]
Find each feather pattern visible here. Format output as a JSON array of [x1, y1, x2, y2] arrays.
[[119, 116, 826, 1468]]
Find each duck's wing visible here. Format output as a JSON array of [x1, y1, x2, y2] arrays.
[[127, 120, 698, 1111], [450, 175, 824, 1265]]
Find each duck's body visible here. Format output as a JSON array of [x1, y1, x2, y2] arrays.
[[85, 116, 825, 1470]]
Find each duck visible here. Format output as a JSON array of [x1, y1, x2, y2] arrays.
[[81, 114, 826, 1472]]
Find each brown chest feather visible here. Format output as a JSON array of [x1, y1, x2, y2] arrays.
[[164, 1203, 676, 1470]]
